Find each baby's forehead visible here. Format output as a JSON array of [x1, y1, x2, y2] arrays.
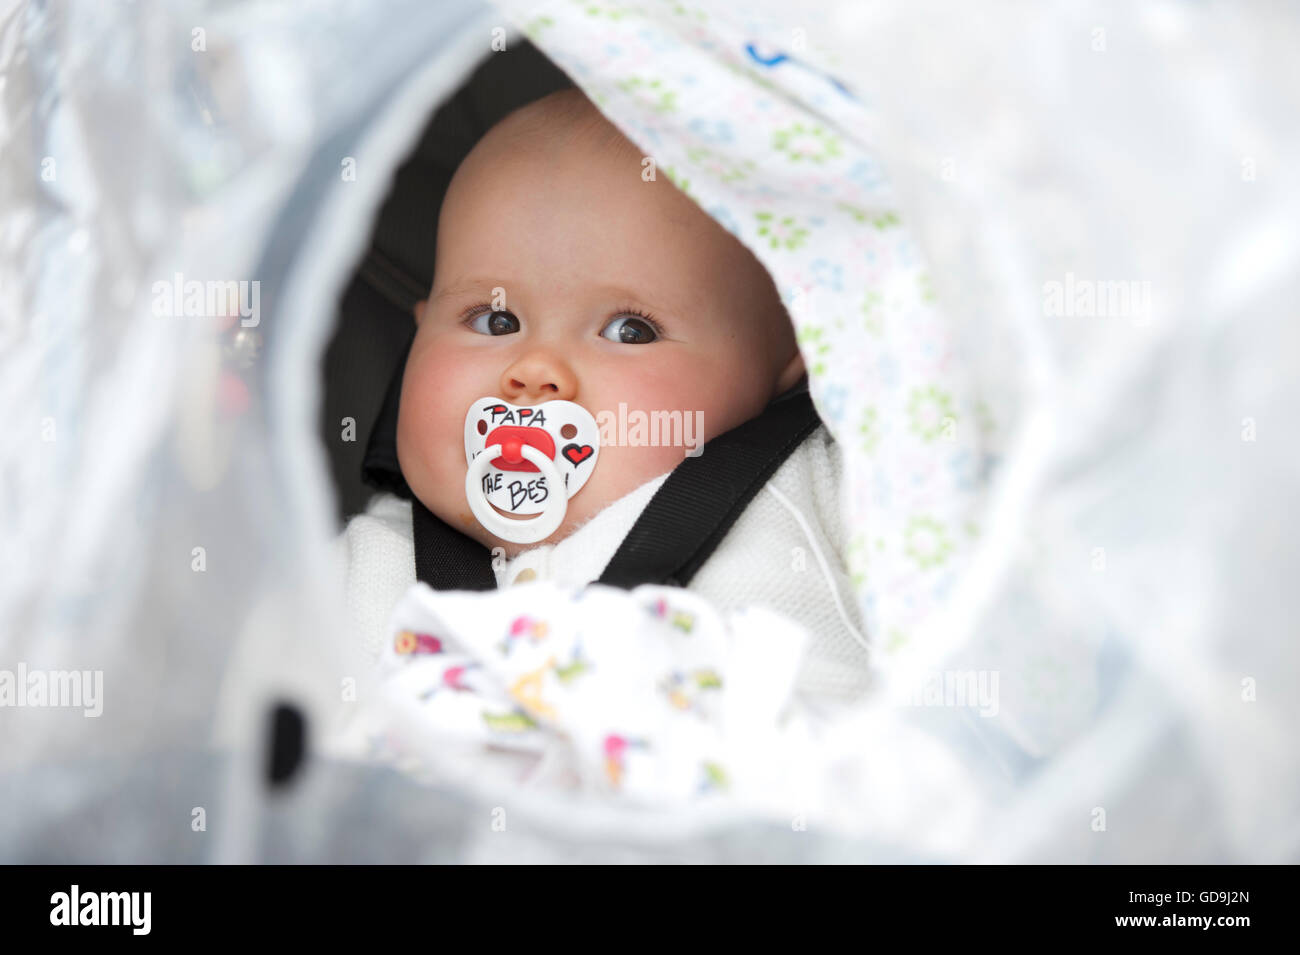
[[433, 91, 781, 326], [490, 88, 642, 158], [439, 104, 718, 258], [447, 91, 649, 205]]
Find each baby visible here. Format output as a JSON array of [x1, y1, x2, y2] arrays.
[[397, 88, 804, 557], [342, 88, 869, 709]]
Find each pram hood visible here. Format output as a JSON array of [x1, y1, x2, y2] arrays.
[[2, 0, 1298, 862]]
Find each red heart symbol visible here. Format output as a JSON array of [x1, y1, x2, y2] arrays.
[[562, 443, 593, 466]]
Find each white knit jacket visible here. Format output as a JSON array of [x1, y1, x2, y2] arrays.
[[336, 423, 872, 707]]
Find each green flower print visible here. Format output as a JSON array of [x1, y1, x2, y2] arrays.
[[615, 76, 677, 114], [858, 405, 879, 454], [837, 202, 900, 229], [908, 384, 956, 442], [904, 516, 952, 570], [662, 165, 693, 199], [918, 271, 936, 303], [795, 324, 830, 377], [523, 14, 554, 37], [719, 54, 781, 95], [838, 201, 866, 222], [576, 0, 629, 20], [847, 533, 869, 590], [756, 211, 809, 250], [773, 122, 842, 163], [860, 290, 883, 336], [686, 145, 754, 183], [669, 2, 708, 21], [699, 761, 729, 792]]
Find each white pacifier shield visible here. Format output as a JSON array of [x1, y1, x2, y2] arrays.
[[463, 397, 601, 544]]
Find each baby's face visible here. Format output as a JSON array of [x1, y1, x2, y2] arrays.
[[397, 97, 802, 556]]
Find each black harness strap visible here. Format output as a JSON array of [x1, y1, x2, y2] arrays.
[[412, 496, 498, 590], [596, 387, 820, 589]]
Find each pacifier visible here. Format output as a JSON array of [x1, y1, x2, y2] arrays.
[[463, 397, 601, 544]]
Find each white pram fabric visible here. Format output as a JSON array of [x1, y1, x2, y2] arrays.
[[3, 0, 1299, 863]]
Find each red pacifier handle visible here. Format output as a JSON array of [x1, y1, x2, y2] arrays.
[[486, 426, 556, 472]]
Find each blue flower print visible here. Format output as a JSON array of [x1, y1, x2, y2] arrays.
[[820, 383, 848, 424], [688, 117, 734, 144], [948, 448, 978, 492], [706, 204, 740, 237], [877, 352, 900, 388], [848, 158, 886, 192], [810, 258, 843, 293]]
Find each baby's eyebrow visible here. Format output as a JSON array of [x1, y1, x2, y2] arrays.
[[430, 278, 502, 302], [430, 278, 676, 318], [590, 284, 678, 318]]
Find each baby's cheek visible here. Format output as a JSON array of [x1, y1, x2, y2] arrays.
[[612, 364, 757, 445], [400, 372, 454, 468], [683, 363, 776, 439], [593, 364, 695, 420], [397, 344, 488, 521]]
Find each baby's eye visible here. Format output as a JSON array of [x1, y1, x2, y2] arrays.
[[600, 314, 659, 345], [467, 309, 521, 336]]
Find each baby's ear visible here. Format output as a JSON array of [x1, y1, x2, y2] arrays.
[[776, 348, 807, 395], [412, 298, 428, 324]]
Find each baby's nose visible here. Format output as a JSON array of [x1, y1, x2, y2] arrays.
[[500, 350, 578, 404]]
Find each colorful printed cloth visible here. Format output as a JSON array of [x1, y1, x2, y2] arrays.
[[354, 580, 832, 814]]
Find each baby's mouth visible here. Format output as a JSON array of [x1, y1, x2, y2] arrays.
[[488, 501, 531, 522]]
